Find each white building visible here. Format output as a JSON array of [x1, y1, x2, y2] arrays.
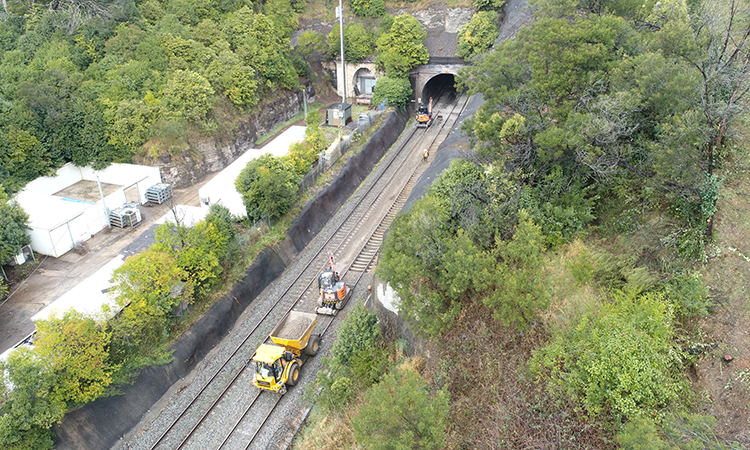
[[17, 163, 162, 257]]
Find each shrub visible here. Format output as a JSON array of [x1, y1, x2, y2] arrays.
[[375, 14, 429, 77], [472, 0, 504, 11], [326, 23, 376, 62], [0, 348, 61, 450], [350, 0, 385, 18], [315, 306, 384, 410], [352, 367, 449, 450], [457, 11, 499, 59], [371, 76, 412, 107], [662, 271, 711, 319], [235, 153, 300, 222], [530, 290, 685, 420], [331, 305, 381, 366]]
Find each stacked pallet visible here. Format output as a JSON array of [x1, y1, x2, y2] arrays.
[[146, 183, 173, 204], [109, 203, 142, 228]]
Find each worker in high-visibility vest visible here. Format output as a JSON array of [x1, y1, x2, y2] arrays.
[[423, 149, 429, 161]]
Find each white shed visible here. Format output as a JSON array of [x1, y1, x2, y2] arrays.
[[17, 163, 162, 257]]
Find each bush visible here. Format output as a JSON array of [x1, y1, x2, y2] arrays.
[[235, 153, 300, 222], [530, 290, 685, 420], [331, 305, 381, 366], [315, 306, 385, 410], [662, 271, 711, 319], [472, 0, 504, 11], [352, 367, 449, 450], [372, 76, 412, 107], [349, 0, 385, 18], [457, 11, 499, 59], [375, 14, 429, 77], [0, 348, 60, 450], [34, 311, 116, 405], [326, 23, 376, 62], [617, 413, 742, 450]]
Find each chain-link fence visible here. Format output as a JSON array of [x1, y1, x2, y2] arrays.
[[296, 110, 383, 196]]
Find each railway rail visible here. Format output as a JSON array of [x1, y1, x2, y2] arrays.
[[129, 92, 468, 450]]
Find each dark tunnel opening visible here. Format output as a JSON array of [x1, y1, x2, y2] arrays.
[[419, 73, 457, 107]]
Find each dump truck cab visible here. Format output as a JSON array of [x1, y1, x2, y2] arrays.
[[251, 311, 320, 394], [316, 249, 349, 316], [252, 344, 289, 392]]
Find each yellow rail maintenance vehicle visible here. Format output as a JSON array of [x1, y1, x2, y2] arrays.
[[250, 311, 321, 394]]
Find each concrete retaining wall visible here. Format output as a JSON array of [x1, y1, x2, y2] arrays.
[[53, 108, 409, 450]]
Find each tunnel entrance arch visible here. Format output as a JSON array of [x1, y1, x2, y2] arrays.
[[410, 58, 468, 107], [418, 73, 457, 106]]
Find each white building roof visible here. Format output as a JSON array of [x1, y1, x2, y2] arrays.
[[31, 255, 126, 322]]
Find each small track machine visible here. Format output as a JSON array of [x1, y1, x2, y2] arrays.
[[416, 97, 433, 128], [316, 248, 349, 316]]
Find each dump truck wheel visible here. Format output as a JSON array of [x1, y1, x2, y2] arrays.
[[287, 362, 300, 386], [305, 335, 321, 356]]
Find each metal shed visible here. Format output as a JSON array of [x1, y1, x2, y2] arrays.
[[326, 103, 352, 127]]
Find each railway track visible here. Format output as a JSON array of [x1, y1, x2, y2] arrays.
[[130, 93, 468, 450]]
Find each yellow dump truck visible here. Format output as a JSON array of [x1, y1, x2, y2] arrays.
[[250, 311, 320, 394]]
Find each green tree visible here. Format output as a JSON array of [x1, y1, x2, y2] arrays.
[[371, 76, 412, 107], [315, 306, 386, 410], [152, 218, 233, 297], [223, 7, 297, 89], [294, 30, 325, 62], [330, 305, 381, 366], [375, 14, 429, 77], [203, 50, 259, 110], [457, 11, 499, 59], [109, 248, 194, 353], [350, 0, 385, 18], [352, 367, 449, 450], [472, 0, 504, 11], [162, 69, 214, 122], [105, 95, 161, 154], [0, 348, 61, 450], [235, 153, 300, 221], [263, 0, 299, 40], [344, 23, 376, 62], [326, 23, 376, 62], [483, 213, 550, 327], [378, 195, 495, 336], [0, 185, 30, 264], [34, 311, 116, 405]]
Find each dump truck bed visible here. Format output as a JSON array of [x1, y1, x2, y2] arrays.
[[269, 311, 317, 351]]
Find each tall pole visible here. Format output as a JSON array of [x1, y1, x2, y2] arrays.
[[339, 0, 346, 104]]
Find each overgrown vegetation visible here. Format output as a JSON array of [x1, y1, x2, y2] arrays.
[[297, 0, 750, 448]]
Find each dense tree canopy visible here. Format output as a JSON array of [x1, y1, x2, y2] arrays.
[[0, 0, 302, 191], [458, 0, 750, 256]]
